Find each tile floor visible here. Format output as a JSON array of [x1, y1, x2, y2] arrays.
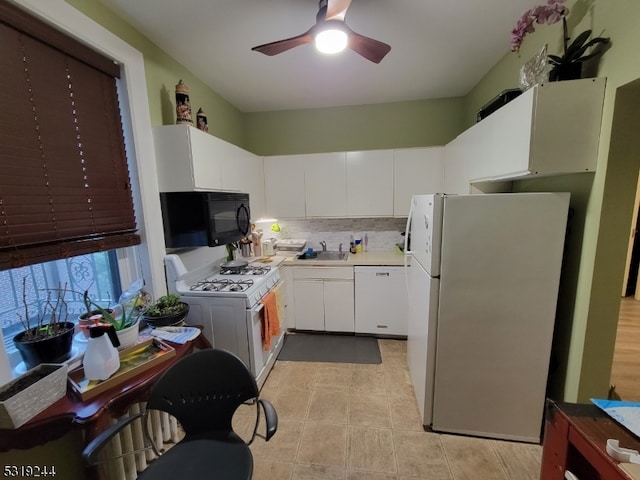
[[232, 338, 542, 480]]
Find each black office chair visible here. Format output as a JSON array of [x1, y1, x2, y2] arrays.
[[82, 349, 278, 479]]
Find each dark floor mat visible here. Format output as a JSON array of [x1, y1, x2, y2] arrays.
[[277, 333, 381, 364]]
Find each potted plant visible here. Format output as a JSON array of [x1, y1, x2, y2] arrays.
[[0, 362, 68, 429], [12, 278, 75, 370], [548, 18, 610, 81], [143, 294, 190, 328], [511, 0, 610, 81], [80, 279, 150, 349], [81, 293, 141, 349]]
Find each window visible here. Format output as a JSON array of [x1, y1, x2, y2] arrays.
[[0, 1, 141, 270], [0, 2, 146, 371], [0, 251, 123, 368]]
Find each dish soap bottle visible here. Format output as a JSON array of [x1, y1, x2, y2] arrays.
[[83, 324, 121, 381]]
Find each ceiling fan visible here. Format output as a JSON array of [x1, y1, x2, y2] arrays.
[[251, 0, 391, 64]]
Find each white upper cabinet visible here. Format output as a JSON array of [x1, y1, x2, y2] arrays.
[[305, 152, 347, 217], [217, 140, 248, 191], [153, 125, 266, 217], [264, 155, 306, 218], [347, 150, 394, 217], [444, 123, 489, 194], [154, 125, 222, 191], [394, 147, 445, 216], [236, 153, 266, 220], [455, 78, 605, 186]]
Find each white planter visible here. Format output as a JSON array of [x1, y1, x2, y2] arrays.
[[116, 323, 139, 350], [0, 363, 68, 429]]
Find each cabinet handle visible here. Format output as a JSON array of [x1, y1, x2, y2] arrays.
[[375, 272, 390, 276], [376, 325, 388, 328]]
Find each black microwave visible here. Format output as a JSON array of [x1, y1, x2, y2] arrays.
[[160, 191, 251, 248]]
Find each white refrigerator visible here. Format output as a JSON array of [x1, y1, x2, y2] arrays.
[[405, 192, 570, 443]]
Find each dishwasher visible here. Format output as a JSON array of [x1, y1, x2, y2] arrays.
[[354, 266, 408, 336]]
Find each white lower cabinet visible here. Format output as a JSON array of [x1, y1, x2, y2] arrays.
[[324, 281, 355, 332], [293, 267, 354, 332], [293, 280, 325, 330], [355, 266, 408, 336]]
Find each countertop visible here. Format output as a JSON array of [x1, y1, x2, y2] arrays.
[[256, 249, 405, 267]]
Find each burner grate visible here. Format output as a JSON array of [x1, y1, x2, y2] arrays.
[[189, 278, 255, 292], [219, 265, 271, 276]]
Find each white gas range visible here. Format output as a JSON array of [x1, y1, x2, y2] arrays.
[[164, 253, 285, 389]]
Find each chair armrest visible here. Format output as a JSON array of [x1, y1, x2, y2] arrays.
[[82, 413, 144, 465], [258, 399, 278, 441]]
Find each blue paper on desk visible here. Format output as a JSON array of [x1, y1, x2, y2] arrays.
[[592, 398, 640, 439]]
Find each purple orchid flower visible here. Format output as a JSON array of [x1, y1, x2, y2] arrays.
[[510, 0, 569, 52]]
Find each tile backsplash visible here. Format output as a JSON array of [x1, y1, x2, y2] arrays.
[[259, 217, 407, 252]]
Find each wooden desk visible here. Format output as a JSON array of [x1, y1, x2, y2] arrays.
[[541, 400, 640, 479], [0, 330, 211, 452]]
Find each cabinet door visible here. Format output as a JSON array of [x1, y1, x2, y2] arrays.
[[184, 126, 223, 191], [293, 280, 325, 331], [154, 125, 222, 191], [346, 150, 394, 217], [324, 280, 355, 332], [218, 139, 250, 191], [264, 155, 306, 218], [305, 152, 347, 217], [394, 147, 445, 216], [241, 154, 265, 220], [355, 267, 408, 335], [279, 267, 295, 329], [480, 90, 532, 180], [444, 126, 488, 194]]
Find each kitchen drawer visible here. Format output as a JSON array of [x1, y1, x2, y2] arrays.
[[293, 266, 354, 280]]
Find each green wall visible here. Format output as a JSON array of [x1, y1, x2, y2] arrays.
[[243, 97, 466, 156], [65, 0, 246, 147], [467, 0, 640, 402], [66, 0, 465, 155]]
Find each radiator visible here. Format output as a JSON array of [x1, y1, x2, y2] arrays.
[[95, 403, 183, 480]]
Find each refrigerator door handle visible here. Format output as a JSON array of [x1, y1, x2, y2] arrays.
[[404, 256, 411, 303], [404, 199, 413, 255], [404, 199, 414, 302]]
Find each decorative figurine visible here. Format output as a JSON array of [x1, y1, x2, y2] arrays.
[[175, 79, 192, 125], [196, 107, 208, 133]]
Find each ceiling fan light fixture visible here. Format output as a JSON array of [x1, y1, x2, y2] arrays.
[[314, 28, 348, 54]]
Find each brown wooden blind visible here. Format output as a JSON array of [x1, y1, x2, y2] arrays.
[[0, 2, 140, 270]]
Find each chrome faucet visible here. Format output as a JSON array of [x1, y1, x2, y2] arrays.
[[320, 240, 327, 251]]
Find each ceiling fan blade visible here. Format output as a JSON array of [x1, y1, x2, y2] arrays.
[[325, 0, 352, 21], [347, 30, 391, 63], [251, 29, 314, 56]]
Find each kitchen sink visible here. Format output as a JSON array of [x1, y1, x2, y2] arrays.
[[297, 251, 349, 261], [317, 251, 348, 261]]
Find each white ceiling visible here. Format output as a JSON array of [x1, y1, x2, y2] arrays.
[[98, 0, 535, 113]]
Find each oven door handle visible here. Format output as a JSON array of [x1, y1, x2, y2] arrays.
[[255, 279, 283, 313]]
